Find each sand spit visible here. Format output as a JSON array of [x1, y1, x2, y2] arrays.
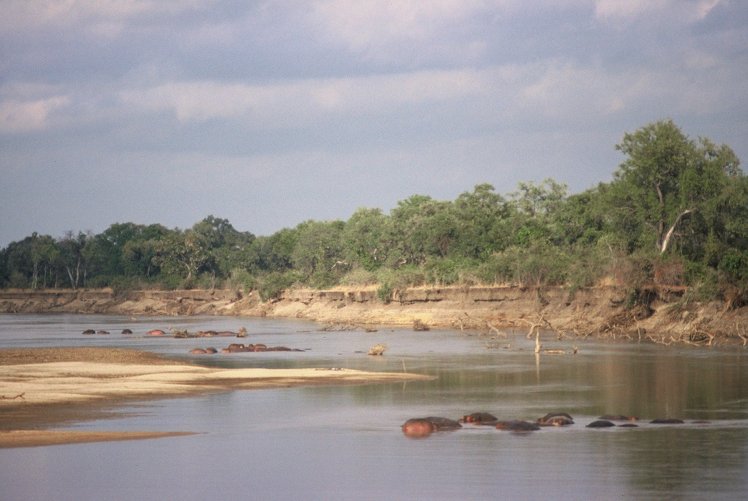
[[0, 347, 432, 448], [0, 430, 196, 448]]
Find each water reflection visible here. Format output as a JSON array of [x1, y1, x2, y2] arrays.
[[1, 314, 747, 499]]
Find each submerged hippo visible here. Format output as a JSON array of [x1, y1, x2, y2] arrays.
[[121, 329, 133, 335], [495, 420, 541, 432], [650, 418, 685, 424], [402, 417, 462, 438], [190, 347, 218, 355], [221, 343, 303, 353], [586, 420, 616, 428], [599, 414, 639, 422], [82, 329, 96, 335], [537, 412, 575, 426], [460, 412, 498, 425]]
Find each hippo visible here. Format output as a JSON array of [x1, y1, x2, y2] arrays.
[[586, 420, 616, 428], [121, 329, 133, 335], [495, 420, 541, 432], [461, 412, 498, 425], [96, 330, 110, 335], [190, 347, 218, 355], [402, 419, 436, 438], [537, 412, 574, 426], [82, 329, 96, 335], [147, 329, 167, 336], [224, 343, 249, 353], [650, 418, 685, 424], [599, 414, 638, 422], [402, 417, 462, 438]]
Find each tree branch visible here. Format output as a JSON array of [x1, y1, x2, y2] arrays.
[[660, 209, 694, 254]]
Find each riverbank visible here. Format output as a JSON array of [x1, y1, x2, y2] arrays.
[[0, 347, 431, 448], [1, 285, 746, 345]]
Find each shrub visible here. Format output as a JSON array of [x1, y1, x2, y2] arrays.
[[377, 282, 393, 304], [257, 271, 301, 301], [339, 268, 378, 287]]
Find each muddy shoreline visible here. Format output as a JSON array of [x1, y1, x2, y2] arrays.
[[1, 286, 746, 346]]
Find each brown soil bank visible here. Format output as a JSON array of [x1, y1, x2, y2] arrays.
[[1, 286, 746, 346]]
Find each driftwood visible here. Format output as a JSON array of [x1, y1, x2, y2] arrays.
[[1, 392, 25, 400], [368, 343, 386, 356]]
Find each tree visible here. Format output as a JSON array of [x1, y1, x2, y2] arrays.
[[453, 184, 510, 258], [154, 230, 211, 285], [387, 195, 458, 265], [508, 179, 568, 247], [58, 231, 88, 289], [611, 119, 743, 257], [291, 220, 346, 287], [190, 216, 255, 278], [343, 208, 389, 271]]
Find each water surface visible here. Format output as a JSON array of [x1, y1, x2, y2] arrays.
[[1, 314, 747, 500]]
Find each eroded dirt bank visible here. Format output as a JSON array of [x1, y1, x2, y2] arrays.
[[1, 286, 746, 346]]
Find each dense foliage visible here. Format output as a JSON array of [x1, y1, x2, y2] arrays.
[[2, 121, 747, 305]]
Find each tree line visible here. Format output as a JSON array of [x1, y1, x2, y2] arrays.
[[2, 120, 747, 306]]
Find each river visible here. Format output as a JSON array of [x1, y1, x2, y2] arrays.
[[1, 314, 747, 500]]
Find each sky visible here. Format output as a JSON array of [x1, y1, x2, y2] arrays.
[[1, 0, 747, 246]]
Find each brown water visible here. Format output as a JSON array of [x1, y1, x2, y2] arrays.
[[1, 314, 747, 500]]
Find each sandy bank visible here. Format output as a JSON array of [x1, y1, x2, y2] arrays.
[[0, 430, 196, 448], [1, 285, 747, 345], [0, 347, 431, 448]]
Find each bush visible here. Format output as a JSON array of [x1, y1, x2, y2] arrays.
[[256, 271, 301, 301], [377, 282, 393, 304], [226, 268, 257, 292], [339, 268, 378, 287], [375, 266, 426, 289], [476, 245, 569, 287]]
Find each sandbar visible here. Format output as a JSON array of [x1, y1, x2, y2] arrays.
[[0, 347, 432, 448]]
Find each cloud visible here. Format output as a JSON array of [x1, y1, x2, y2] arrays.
[[593, 0, 723, 23], [0, 0, 209, 37], [119, 69, 488, 124], [309, 0, 515, 64], [0, 96, 70, 133]]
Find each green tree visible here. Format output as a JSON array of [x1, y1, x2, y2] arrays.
[[343, 208, 389, 271], [453, 184, 510, 258], [612, 120, 696, 253], [154, 230, 210, 285], [291, 220, 346, 287], [58, 231, 88, 289], [191, 216, 255, 278]]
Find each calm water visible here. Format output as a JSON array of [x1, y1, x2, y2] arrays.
[[1, 314, 748, 500]]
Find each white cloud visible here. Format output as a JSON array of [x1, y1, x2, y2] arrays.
[[0, 96, 70, 133], [309, 0, 517, 63], [594, 0, 723, 22], [119, 69, 488, 124], [0, 0, 209, 37]]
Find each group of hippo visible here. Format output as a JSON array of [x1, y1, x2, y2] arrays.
[[82, 326, 305, 355], [190, 343, 305, 355], [82, 328, 133, 335], [82, 327, 248, 337], [146, 328, 248, 338], [401, 412, 698, 438]]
